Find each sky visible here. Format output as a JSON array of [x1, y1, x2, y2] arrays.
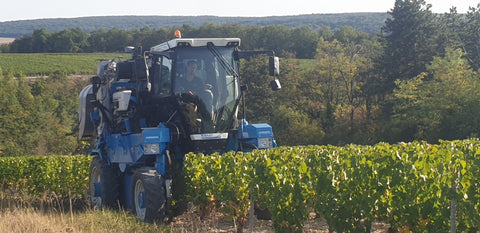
[[1, 0, 479, 22]]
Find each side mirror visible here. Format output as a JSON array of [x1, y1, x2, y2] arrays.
[[269, 56, 280, 76], [269, 56, 281, 91]]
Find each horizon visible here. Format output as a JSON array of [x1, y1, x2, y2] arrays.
[[1, 0, 478, 22], [0, 12, 389, 23]]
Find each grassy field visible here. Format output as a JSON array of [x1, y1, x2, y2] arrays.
[[0, 198, 266, 233], [0, 205, 332, 233], [0, 189, 335, 233], [0, 190, 170, 233], [0, 208, 171, 233], [0, 53, 317, 78], [0, 53, 128, 77]]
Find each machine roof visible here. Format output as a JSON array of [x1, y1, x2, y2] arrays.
[[150, 38, 241, 53]]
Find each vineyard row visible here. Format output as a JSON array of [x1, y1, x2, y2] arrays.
[[1, 139, 480, 232], [184, 140, 480, 232]]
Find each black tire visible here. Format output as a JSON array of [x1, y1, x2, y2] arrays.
[[131, 169, 166, 223], [89, 156, 121, 209]]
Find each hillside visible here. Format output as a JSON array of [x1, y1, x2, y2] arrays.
[[0, 13, 389, 38]]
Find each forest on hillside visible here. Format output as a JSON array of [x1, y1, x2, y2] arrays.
[[0, 13, 388, 38], [2, 0, 480, 156]]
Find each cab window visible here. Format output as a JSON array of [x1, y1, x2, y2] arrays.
[[152, 56, 172, 97]]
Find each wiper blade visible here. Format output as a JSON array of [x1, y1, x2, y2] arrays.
[[207, 42, 239, 78]]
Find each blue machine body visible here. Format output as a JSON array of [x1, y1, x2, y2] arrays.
[[80, 36, 281, 220], [93, 124, 170, 209]]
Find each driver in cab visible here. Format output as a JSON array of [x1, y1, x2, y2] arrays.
[[175, 60, 214, 130], [176, 60, 204, 95]]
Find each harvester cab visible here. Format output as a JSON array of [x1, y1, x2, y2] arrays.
[[78, 32, 280, 222]]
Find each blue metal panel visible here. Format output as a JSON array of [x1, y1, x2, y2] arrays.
[[143, 127, 170, 144], [105, 124, 170, 164], [106, 133, 140, 163], [238, 120, 276, 150], [124, 120, 131, 132], [242, 123, 274, 139], [90, 112, 99, 122]]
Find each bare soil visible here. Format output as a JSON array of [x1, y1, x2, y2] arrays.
[[169, 206, 390, 233], [0, 37, 14, 45]]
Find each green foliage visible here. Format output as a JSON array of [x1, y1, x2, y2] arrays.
[[252, 147, 311, 233], [445, 7, 480, 71], [184, 151, 252, 229], [381, 0, 443, 91], [2, 140, 480, 232], [184, 139, 480, 232], [277, 36, 381, 145], [239, 56, 277, 123], [0, 71, 90, 156], [311, 144, 380, 232], [389, 48, 480, 142], [235, 29, 384, 146], [0, 155, 92, 197]]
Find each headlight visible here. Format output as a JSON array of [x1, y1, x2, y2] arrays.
[[258, 138, 273, 149], [144, 143, 160, 155]]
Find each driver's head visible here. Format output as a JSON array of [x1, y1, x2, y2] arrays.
[[186, 60, 197, 79]]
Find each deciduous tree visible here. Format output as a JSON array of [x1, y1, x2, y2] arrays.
[[389, 48, 479, 142]]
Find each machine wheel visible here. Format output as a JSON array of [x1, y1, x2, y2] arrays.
[[131, 169, 166, 222], [89, 156, 121, 209]]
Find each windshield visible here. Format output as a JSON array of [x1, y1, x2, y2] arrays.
[[173, 47, 240, 133]]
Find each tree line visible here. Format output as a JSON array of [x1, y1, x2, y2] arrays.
[[2, 24, 325, 59], [2, 0, 480, 156], [0, 13, 388, 38]]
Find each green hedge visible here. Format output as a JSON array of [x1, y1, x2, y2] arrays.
[[0, 155, 92, 197]]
